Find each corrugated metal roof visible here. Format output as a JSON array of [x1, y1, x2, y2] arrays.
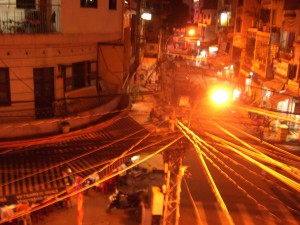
[[0, 116, 152, 206]]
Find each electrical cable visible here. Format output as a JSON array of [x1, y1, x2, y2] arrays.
[[200, 138, 300, 214], [205, 132, 300, 192], [182, 177, 203, 225], [177, 121, 283, 224], [0, 134, 183, 224], [176, 121, 235, 225]]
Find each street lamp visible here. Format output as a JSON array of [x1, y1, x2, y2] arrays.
[[211, 89, 230, 105]]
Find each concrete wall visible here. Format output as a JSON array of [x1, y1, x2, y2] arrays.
[[0, 96, 121, 140]]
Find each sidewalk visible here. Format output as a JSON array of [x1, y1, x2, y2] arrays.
[[32, 189, 138, 225], [32, 90, 164, 225], [33, 170, 164, 225]]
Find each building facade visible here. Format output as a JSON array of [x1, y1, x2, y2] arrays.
[[234, 0, 300, 130], [0, 0, 138, 137]]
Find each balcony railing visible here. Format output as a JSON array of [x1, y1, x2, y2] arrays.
[[0, 3, 60, 34]]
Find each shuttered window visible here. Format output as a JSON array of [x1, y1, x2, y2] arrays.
[[0, 68, 11, 106]]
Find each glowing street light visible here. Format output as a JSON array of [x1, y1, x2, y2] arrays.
[[210, 88, 231, 105], [188, 28, 196, 36]]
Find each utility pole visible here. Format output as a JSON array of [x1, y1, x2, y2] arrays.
[[162, 144, 186, 225], [134, 0, 142, 70]]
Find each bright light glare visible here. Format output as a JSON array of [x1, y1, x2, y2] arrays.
[[188, 29, 196, 36], [211, 89, 230, 105], [220, 12, 228, 26], [209, 46, 218, 52], [141, 13, 152, 20]]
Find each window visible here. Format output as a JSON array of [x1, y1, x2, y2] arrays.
[[63, 61, 97, 92], [238, 0, 244, 6], [280, 31, 295, 52], [236, 17, 242, 32], [0, 68, 11, 106], [81, 0, 97, 8], [109, 0, 117, 10], [16, 0, 35, 9], [284, 0, 299, 10]]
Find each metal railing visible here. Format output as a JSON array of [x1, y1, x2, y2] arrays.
[[0, 3, 60, 34]]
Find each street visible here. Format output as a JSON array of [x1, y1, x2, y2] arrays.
[[179, 99, 300, 225]]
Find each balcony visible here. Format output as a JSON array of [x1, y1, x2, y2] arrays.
[[0, 3, 60, 34]]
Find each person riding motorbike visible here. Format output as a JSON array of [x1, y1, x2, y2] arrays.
[[106, 188, 147, 213]]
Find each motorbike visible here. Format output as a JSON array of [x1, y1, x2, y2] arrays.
[[106, 188, 147, 213]]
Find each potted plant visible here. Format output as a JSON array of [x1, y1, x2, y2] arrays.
[[60, 121, 70, 133]]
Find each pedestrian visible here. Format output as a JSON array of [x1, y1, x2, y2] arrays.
[[149, 108, 155, 122], [116, 163, 127, 186], [259, 125, 264, 142]]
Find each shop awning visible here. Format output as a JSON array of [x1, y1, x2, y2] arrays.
[[0, 152, 67, 206], [269, 91, 293, 105], [0, 116, 152, 207], [263, 80, 285, 92]]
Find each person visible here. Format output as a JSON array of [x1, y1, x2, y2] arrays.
[[116, 163, 127, 186], [50, 11, 56, 32], [149, 108, 155, 122]]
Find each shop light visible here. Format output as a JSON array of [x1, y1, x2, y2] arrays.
[[131, 155, 140, 162], [220, 12, 229, 26], [209, 46, 218, 53], [141, 12, 152, 20]]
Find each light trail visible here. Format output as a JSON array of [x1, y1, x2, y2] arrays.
[[177, 121, 235, 225], [199, 138, 300, 214], [212, 123, 300, 181], [205, 133, 300, 192], [235, 105, 300, 124], [217, 119, 300, 162], [200, 139, 298, 195], [177, 121, 284, 224], [0, 135, 184, 224]]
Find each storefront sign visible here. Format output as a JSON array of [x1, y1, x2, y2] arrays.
[[233, 34, 241, 47], [0, 188, 62, 206]]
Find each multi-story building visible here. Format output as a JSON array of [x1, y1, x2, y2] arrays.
[[232, 0, 300, 131], [0, 0, 140, 138], [193, 0, 218, 42]]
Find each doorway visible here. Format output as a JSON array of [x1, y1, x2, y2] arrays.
[[34, 67, 55, 119]]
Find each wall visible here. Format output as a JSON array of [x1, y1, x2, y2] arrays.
[[0, 96, 121, 139], [61, 0, 123, 35], [0, 0, 125, 123]]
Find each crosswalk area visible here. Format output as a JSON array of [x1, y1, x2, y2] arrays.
[[195, 201, 300, 225]]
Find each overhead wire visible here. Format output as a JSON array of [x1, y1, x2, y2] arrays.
[[205, 132, 300, 192], [217, 120, 300, 163], [200, 139, 298, 196], [176, 120, 235, 225], [0, 113, 127, 151], [182, 177, 203, 225], [178, 121, 284, 223], [199, 135, 300, 214], [212, 122, 300, 180], [37, 134, 178, 189], [1, 127, 146, 188], [0, 134, 184, 224]]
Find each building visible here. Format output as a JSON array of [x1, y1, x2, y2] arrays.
[[193, 0, 218, 42], [0, 0, 141, 139], [234, 0, 300, 131]]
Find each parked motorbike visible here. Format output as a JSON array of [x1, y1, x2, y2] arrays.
[[106, 188, 147, 213]]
